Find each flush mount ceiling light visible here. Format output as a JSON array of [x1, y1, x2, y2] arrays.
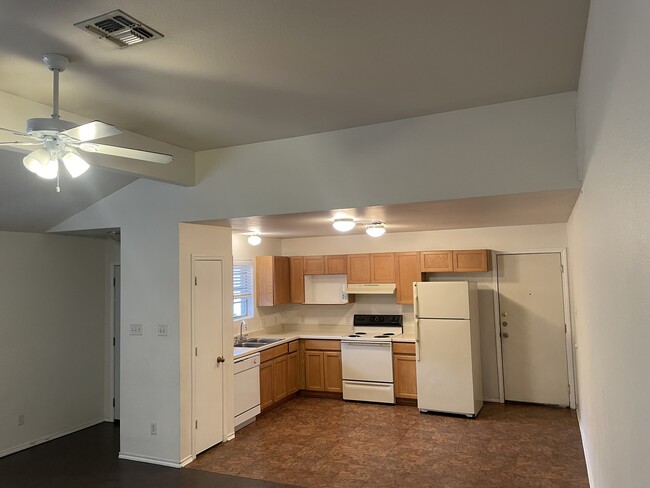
[[332, 218, 356, 232], [365, 222, 386, 238], [247, 234, 262, 246]]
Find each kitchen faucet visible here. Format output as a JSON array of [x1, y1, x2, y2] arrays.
[[238, 320, 247, 344]]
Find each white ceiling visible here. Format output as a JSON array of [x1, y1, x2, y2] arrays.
[[0, 0, 590, 233]]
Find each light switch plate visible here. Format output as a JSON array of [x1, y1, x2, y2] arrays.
[[130, 324, 143, 335], [157, 324, 168, 336]]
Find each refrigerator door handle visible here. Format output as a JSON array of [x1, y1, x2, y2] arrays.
[[414, 288, 420, 361], [415, 320, 420, 361]]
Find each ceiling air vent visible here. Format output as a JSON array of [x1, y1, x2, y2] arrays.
[[74, 10, 163, 48]]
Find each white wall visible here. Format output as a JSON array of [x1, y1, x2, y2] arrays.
[[279, 223, 568, 402], [51, 93, 580, 465], [568, 0, 650, 485], [0, 232, 106, 457]]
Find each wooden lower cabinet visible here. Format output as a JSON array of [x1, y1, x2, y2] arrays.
[[287, 351, 299, 394], [393, 342, 418, 400], [302, 340, 342, 393], [272, 355, 288, 402], [323, 351, 343, 393], [259, 360, 275, 410], [259, 341, 299, 412]]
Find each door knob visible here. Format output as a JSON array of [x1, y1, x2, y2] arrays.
[[501, 332, 509, 338], [217, 356, 225, 363], [502, 312, 508, 317], [502, 321, 508, 327]]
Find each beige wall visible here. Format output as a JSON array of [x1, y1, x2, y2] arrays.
[[179, 223, 233, 463], [568, 0, 650, 485], [0, 232, 106, 457], [232, 234, 283, 335]]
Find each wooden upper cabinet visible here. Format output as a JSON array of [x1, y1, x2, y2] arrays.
[[325, 255, 347, 274], [371, 253, 395, 283], [303, 255, 347, 275], [347, 254, 371, 283], [453, 250, 491, 272], [255, 256, 290, 306], [421, 249, 491, 272], [303, 256, 325, 275], [395, 252, 421, 304], [290, 256, 305, 304], [421, 251, 454, 272]]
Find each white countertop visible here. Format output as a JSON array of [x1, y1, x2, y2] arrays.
[[233, 324, 415, 359]]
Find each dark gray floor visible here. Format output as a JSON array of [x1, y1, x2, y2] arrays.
[[0, 422, 292, 488]]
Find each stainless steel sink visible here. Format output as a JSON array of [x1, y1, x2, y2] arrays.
[[234, 337, 284, 348], [251, 337, 284, 344]]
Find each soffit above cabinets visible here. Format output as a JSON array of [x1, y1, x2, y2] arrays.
[[203, 188, 581, 239]]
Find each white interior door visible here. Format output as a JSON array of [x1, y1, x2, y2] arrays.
[[193, 259, 224, 455], [113, 264, 121, 421], [497, 253, 569, 405]]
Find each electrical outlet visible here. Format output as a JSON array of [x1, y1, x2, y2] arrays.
[[17, 414, 24, 426], [157, 324, 168, 336], [130, 324, 143, 336], [150, 423, 157, 435]]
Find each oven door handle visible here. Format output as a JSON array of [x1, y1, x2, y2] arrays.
[[341, 341, 391, 347]]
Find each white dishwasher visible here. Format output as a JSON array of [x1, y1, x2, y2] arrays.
[[234, 353, 260, 431]]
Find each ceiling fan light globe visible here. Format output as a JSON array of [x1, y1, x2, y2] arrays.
[[23, 149, 58, 179], [22, 148, 50, 175], [62, 151, 90, 178]]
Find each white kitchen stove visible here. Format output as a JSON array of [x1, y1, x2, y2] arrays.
[[341, 315, 403, 404]]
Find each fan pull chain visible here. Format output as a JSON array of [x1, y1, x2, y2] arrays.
[[56, 170, 61, 193]]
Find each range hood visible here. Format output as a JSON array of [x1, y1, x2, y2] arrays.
[[346, 283, 396, 295]]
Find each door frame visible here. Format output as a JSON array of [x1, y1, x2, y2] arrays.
[[108, 261, 120, 422], [491, 249, 576, 409], [190, 255, 227, 456]]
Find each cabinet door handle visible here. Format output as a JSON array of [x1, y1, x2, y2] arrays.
[[217, 356, 225, 363]]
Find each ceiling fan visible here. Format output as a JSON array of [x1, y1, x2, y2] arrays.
[[0, 53, 173, 192]]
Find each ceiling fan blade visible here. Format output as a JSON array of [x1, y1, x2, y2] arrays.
[[0, 141, 41, 146], [61, 121, 123, 142], [0, 126, 33, 139], [78, 142, 173, 164]]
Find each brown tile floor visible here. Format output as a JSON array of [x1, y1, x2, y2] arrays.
[[187, 397, 589, 487]]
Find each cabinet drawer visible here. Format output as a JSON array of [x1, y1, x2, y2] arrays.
[[288, 340, 299, 353], [302, 339, 341, 351], [260, 343, 289, 362], [393, 342, 416, 355]]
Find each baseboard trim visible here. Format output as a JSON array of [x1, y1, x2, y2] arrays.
[[179, 455, 195, 467], [0, 417, 105, 458], [118, 452, 185, 468], [576, 409, 594, 487]]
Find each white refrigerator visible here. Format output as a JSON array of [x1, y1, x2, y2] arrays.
[[413, 281, 483, 417]]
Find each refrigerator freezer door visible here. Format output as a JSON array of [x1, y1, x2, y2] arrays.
[[413, 281, 470, 319], [416, 318, 477, 415]]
